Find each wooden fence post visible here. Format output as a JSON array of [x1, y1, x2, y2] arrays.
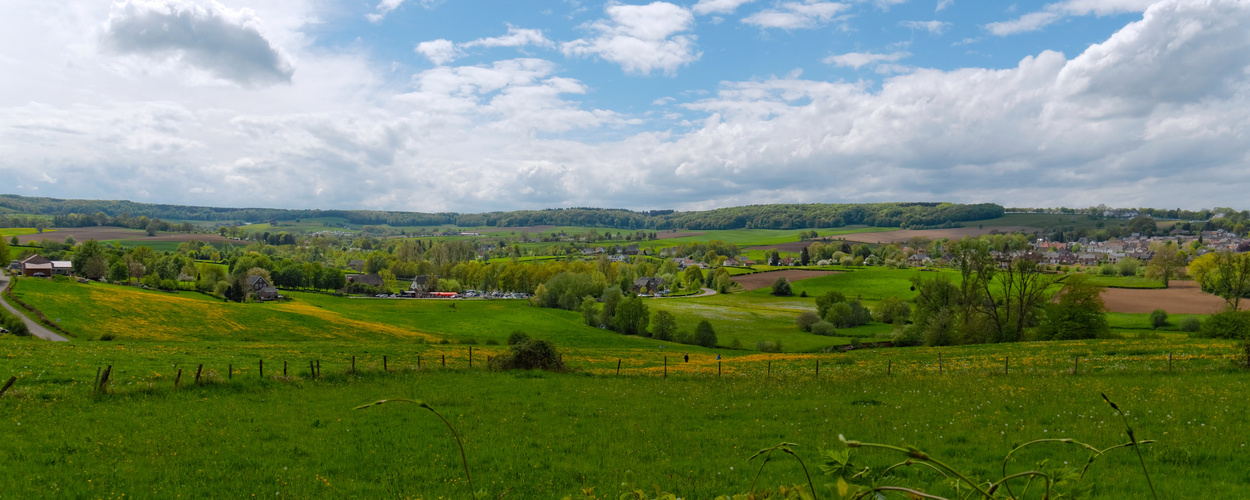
[[887, 359, 891, 376], [938, 352, 943, 374], [616, 359, 621, 376], [418, 355, 422, 370], [195, 364, 203, 384], [469, 347, 473, 368], [1168, 352, 1172, 372], [815, 360, 819, 377], [352, 355, 356, 374], [174, 368, 182, 389], [0, 376, 16, 398], [1073, 355, 1079, 375], [718, 361, 721, 377], [316, 360, 321, 377], [283, 361, 287, 377], [310, 360, 316, 379], [384, 355, 388, 373], [99, 365, 112, 393], [442, 354, 446, 368], [228, 364, 232, 380], [767, 361, 771, 375], [94, 366, 101, 389], [1005, 356, 1009, 375], [259, 359, 263, 379]]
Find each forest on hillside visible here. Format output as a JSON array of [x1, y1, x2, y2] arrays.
[[0, 194, 1000, 231]]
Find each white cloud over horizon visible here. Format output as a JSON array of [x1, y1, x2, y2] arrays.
[[561, 2, 700, 75], [987, 0, 1159, 35], [1, 0, 1249, 214]]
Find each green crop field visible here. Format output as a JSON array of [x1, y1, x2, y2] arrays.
[[0, 228, 42, 237], [0, 335, 1246, 498]]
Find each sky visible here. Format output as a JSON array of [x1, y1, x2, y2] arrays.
[[1, 0, 1248, 214]]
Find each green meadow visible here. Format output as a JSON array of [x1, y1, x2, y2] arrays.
[[1, 335, 1247, 499]]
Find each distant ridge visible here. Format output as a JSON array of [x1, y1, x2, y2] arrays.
[[0, 194, 1002, 231]]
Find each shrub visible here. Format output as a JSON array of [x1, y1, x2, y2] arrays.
[[770, 277, 792, 296], [694, 319, 717, 348], [799, 290, 807, 297], [488, 339, 566, 371], [651, 310, 677, 341], [507, 331, 531, 346], [99, 333, 116, 341], [730, 337, 742, 349], [457, 338, 478, 345], [755, 340, 782, 353], [1199, 311, 1250, 339], [438, 339, 452, 345], [1150, 309, 1168, 329], [873, 297, 911, 324], [0, 309, 30, 337], [810, 321, 836, 336], [1180, 316, 1201, 332], [795, 311, 821, 332], [484, 339, 500, 345]]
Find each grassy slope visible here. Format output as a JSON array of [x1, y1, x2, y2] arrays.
[[0, 336, 1246, 499], [7, 278, 666, 349]]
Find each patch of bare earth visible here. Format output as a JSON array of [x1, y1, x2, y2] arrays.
[[477, 225, 557, 234], [656, 231, 706, 240], [732, 270, 841, 291], [17, 227, 233, 245], [838, 226, 1038, 244], [1101, 280, 1246, 314]]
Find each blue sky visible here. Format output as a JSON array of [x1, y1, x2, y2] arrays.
[[1, 0, 1248, 213]]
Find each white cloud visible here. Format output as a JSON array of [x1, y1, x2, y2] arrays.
[[102, 0, 293, 87], [742, 1, 851, 29], [461, 26, 554, 49], [366, 0, 441, 23], [987, 0, 1158, 36], [417, 27, 554, 66], [416, 39, 460, 65], [824, 51, 910, 69], [692, 0, 757, 15], [936, 0, 954, 11], [4, 0, 1250, 214], [900, 20, 951, 34], [561, 2, 700, 75]]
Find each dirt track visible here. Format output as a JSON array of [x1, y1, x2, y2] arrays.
[[1101, 281, 1245, 314], [732, 270, 840, 291]]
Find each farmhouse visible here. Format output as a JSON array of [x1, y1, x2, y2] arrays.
[[19, 255, 53, 277], [51, 261, 72, 276], [347, 273, 385, 288], [409, 275, 435, 293], [245, 275, 280, 301], [632, 277, 665, 295]]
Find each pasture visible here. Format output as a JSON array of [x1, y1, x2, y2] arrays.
[[0, 335, 1246, 498]]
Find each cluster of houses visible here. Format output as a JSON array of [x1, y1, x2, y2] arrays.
[[898, 229, 1248, 268]]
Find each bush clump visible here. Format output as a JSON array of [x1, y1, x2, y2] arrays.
[[810, 321, 836, 337], [770, 277, 792, 296], [755, 340, 783, 353], [507, 331, 531, 346], [795, 311, 821, 332], [489, 339, 567, 372], [1180, 316, 1201, 332], [1150, 309, 1168, 329]]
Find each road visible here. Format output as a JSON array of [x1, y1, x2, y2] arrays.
[[0, 275, 70, 341], [653, 287, 717, 299]]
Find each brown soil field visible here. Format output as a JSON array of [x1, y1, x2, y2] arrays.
[[838, 227, 1037, 244], [16, 227, 232, 245], [478, 225, 557, 234], [732, 270, 841, 291], [744, 227, 1039, 253], [1101, 281, 1246, 314], [655, 231, 706, 240]]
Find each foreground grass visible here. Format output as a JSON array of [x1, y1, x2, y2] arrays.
[[1, 335, 1247, 499]]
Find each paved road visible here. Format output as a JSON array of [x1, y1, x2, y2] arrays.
[[653, 287, 718, 299], [0, 275, 70, 341]]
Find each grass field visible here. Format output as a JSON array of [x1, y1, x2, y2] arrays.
[[1085, 275, 1166, 289], [0, 228, 43, 237], [0, 335, 1246, 498]]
